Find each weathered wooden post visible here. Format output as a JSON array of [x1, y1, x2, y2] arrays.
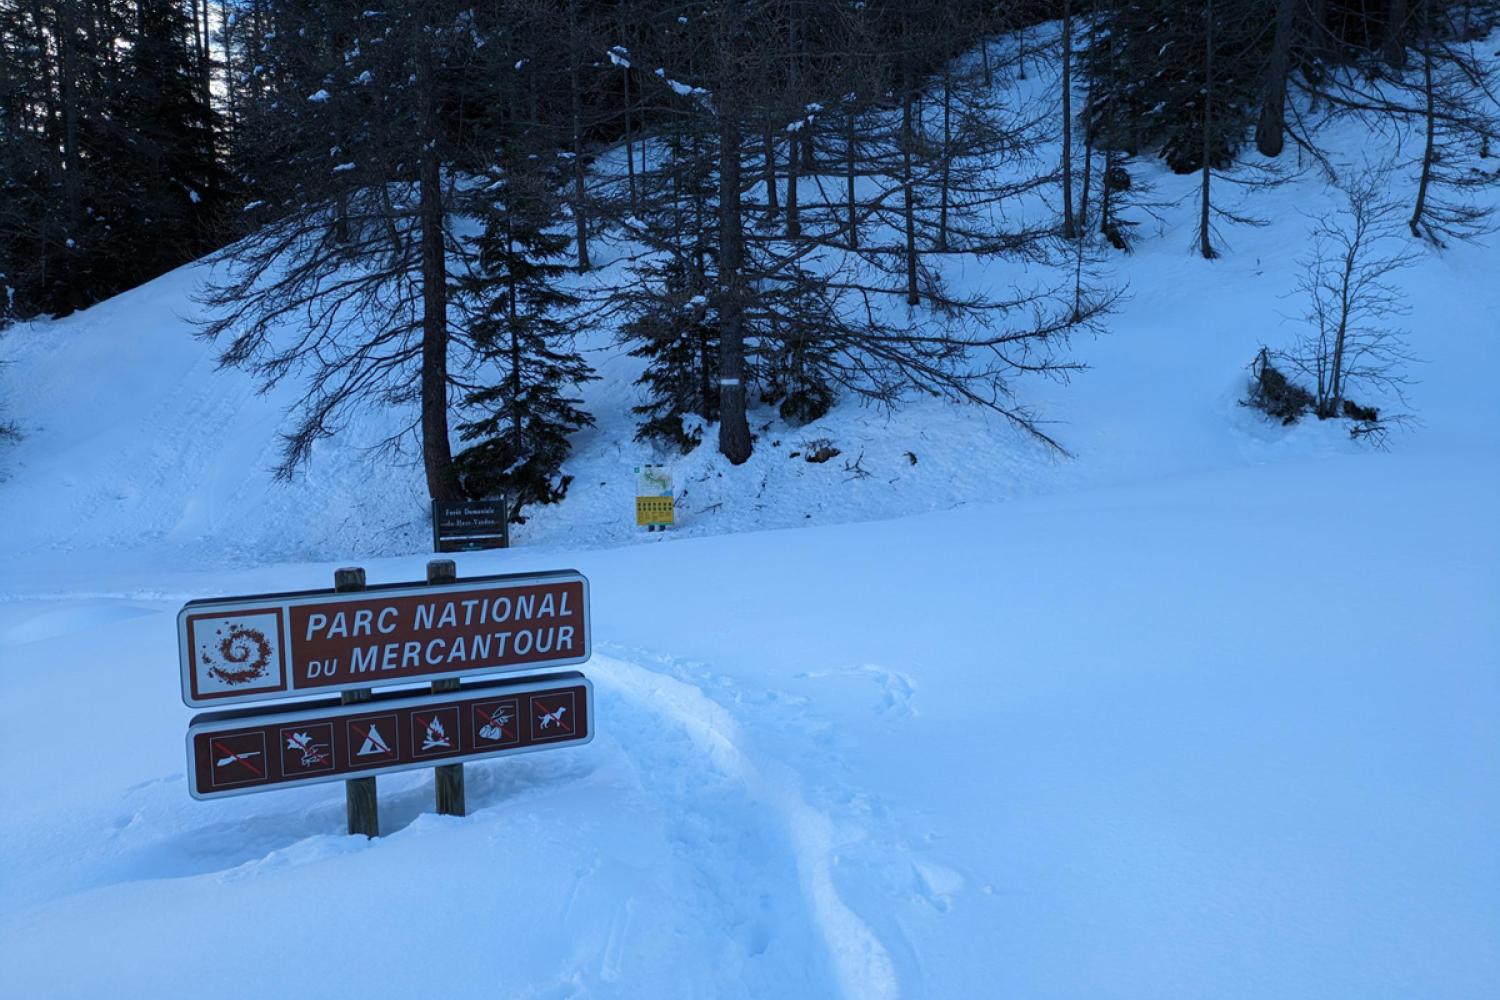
[[427, 558, 466, 816], [335, 566, 379, 838]]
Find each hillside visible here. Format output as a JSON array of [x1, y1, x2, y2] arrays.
[[2, 23, 1499, 1000], [1, 28, 1495, 577]]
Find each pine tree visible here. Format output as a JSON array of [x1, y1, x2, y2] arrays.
[[624, 260, 721, 453], [0, 0, 225, 318], [617, 15, 723, 454], [198, 0, 484, 499], [455, 103, 596, 519]]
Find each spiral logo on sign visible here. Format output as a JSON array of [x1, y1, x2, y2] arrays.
[[200, 623, 274, 686]]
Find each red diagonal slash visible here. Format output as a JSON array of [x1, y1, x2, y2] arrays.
[[349, 719, 394, 756], [533, 700, 573, 734], [414, 714, 453, 748], [212, 740, 263, 777], [475, 705, 513, 740]]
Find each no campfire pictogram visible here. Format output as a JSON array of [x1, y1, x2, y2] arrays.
[[412, 706, 461, 759]]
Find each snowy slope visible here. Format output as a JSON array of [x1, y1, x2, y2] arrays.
[[2, 454, 1496, 999], [2, 30, 1497, 572], [3, 23, 1499, 1000]]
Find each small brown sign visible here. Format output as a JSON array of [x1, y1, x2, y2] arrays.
[[177, 570, 589, 707], [187, 674, 593, 799]]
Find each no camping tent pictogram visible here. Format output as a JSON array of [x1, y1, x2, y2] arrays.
[[347, 714, 398, 764]]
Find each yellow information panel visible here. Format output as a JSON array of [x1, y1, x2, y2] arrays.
[[635, 495, 675, 527], [634, 464, 675, 528]]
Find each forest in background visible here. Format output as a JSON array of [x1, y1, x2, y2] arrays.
[[2, 1, 1496, 513]]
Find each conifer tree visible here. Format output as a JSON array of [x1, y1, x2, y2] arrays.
[[455, 73, 596, 519]]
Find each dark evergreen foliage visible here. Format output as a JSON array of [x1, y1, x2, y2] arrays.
[[624, 260, 721, 454], [1, 0, 226, 319], [456, 131, 597, 519], [6, 0, 1493, 489]]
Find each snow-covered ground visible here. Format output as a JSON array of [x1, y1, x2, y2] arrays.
[[2, 25, 1498, 1000]]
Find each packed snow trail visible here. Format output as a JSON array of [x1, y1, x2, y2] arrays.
[[594, 652, 898, 1000]]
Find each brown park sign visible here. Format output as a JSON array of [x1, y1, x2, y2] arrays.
[[177, 570, 590, 707], [187, 673, 592, 799]]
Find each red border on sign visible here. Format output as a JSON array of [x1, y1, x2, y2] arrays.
[[472, 698, 521, 748], [186, 608, 290, 702], [208, 730, 269, 789], [346, 713, 400, 767], [410, 707, 462, 759], [528, 692, 578, 743], [279, 722, 337, 776]]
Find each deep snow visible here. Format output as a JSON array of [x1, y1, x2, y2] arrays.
[[2, 22, 1499, 1000]]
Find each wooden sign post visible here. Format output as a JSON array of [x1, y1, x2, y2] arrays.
[[334, 566, 378, 838], [427, 559, 465, 817]]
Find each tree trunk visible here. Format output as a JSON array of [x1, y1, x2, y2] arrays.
[[717, 114, 752, 465], [568, 4, 590, 272], [1061, 1, 1077, 239], [1384, 0, 1409, 69], [902, 89, 919, 305], [894, 20, 918, 308], [57, 1, 81, 235], [623, 65, 637, 213], [1409, 3, 1435, 239], [201, 0, 213, 106], [1327, 264, 1354, 417], [786, 5, 801, 238], [570, 64, 590, 270], [507, 223, 523, 459], [1304, 0, 1328, 111], [845, 106, 858, 249], [1199, 0, 1216, 260], [417, 21, 461, 502], [763, 124, 779, 219], [939, 62, 952, 250], [1256, 0, 1294, 157], [786, 125, 801, 238], [222, 0, 237, 125]]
